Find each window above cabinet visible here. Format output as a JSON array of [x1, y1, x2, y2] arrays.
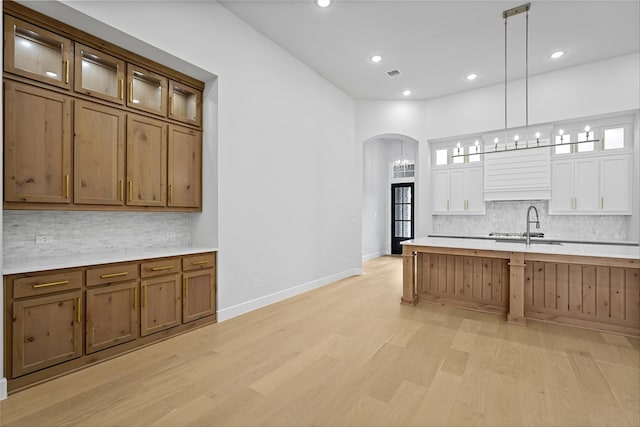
[[552, 116, 633, 156], [432, 138, 483, 167]]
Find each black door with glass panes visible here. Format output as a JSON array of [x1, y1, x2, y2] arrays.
[[391, 183, 414, 255]]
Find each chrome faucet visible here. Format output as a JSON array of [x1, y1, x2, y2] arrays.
[[526, 205, 540, 246]]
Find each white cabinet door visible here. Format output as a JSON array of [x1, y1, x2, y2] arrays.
[[449, 169, 466, 212], [574, 158, 599, 213], [432, 170, 450, 213], [550, 160, 573, 213], [600, 155, 631, 214], [465, 167, 485, 213]]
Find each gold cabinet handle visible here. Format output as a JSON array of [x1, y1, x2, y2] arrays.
[[128, 180, 133, 202], [170, 94, 174, 115], [151, 265, 173, 271], [33, 280, 69, 289], [169, 184, 174, 204], [119, 78, 124, 100], [133, 287, 138, 309], [601, 197, 604, 209], [119, 180, 124, 201], [65, 175, 70, 199], [142, 286, 147, 307], [129, 81, 133, 103], [65, 60, 70, 84], [191, 260, 209, 265], [447, 200, 450, 211], [100, 272, 128, 279], [184, 278, 188, 298], [77, 297, 82, 323]]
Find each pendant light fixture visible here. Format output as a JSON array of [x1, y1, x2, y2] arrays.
[[451, 3, 599, 159]]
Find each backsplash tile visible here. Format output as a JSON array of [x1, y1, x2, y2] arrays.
[[432, 200, 631, 241], [3, 211, 192, 264]]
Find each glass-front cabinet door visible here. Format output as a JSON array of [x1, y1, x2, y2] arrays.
[[169, 80, 202, 126], [74, 43, 125, 104], [127, 64, 167, 116], [4, 15, 72, 89]]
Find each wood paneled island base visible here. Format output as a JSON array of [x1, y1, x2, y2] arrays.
[[402, 240, 640, 337]]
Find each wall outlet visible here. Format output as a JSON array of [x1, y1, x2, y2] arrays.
[[252, 278, 260, 289], [166, 231, 176, 238], [583, 227, 593, 233], [35, 235, 53, 245]]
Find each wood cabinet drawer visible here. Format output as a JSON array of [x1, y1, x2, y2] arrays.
[[86, 263, 138, 287], [182, 253, 216, 272], [13, 271, 83, 299], [140, 257, 180, 278]]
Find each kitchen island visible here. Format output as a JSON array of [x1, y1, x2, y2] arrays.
[[401, 237, 640, 336]]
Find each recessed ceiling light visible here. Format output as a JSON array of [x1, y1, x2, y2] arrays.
[[316, 0, 331, 7], [550, 51, 565, 59], [370, 55, 382, 63], [466, 73, 478, 81], [402, 90, 412, 96]]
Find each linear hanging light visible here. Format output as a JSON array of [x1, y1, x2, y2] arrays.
[[451, 3, 599, 159]]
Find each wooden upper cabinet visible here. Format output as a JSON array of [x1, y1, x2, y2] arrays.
[[74, 100, 125, 205], [127, 115, 167, 207], [127, 64, 167, 116], [4, 15, 72, 89], [74, 43, 125, 105], [168, 125, 202, 209], [169, 80, 202, 127], [4, 81, 72, 204]]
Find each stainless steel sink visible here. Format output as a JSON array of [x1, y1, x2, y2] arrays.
[[494, 238, 562, 245]]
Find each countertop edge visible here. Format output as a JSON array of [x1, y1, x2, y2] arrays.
[[403, 237, 640, 260], [3, 247, 219, 275]]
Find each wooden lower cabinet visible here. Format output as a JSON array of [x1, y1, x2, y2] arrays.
[[141, 274, 182, 336], [4, 251, 216, 393], [12, 290, 83, 377], [183, 269, 216, 323], [86, 281, 139, 354]]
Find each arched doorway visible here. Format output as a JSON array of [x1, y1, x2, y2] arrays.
[[362, 134, 419, 259]]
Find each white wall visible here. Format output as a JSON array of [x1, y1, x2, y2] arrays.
[[424, 53, 640, 140], [362, 139, 388, 260]]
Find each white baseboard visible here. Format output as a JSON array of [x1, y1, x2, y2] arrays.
[[362, 251, 384, 262], [0, 377, 7, 400], [217, 267, 362, 322]]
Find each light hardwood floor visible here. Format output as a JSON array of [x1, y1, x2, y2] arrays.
[[1, 256, 639, 426]]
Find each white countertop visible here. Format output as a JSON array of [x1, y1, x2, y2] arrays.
[[428, 233, 639, 246], [403, 236, 640, 260], [3, 246, 219, 275]]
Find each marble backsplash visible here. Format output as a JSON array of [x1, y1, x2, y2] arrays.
[[3, 210, 192, 264], [432, 200, 632, 241]]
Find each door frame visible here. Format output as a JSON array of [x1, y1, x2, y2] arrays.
[[390, 182, 415, 255]]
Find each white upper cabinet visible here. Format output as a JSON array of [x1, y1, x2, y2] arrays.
[[432, 167, 484, 215], [549, 154, 631, 215], [600, 155, 632, 214], [431, 138, 484, 215]]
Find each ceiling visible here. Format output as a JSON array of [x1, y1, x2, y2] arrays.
[[219, 0, 640, 100]]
